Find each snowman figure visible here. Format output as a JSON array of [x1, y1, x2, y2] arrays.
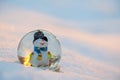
[[30, 30, 52, 67]]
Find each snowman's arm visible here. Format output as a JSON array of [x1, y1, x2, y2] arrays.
[[48, 51, 53, 59], [29, 52, 33, 60]]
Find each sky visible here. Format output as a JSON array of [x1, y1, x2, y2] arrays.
[[1, 0, 120, 34], [0, 0, 120, 67], [1, 0, 120, 20]]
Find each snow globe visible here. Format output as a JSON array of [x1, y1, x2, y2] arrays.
[[17, 30, 61, 71]]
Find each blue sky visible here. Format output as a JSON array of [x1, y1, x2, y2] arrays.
[[1, 0, 120, 34], [2, 0, 120, 21]]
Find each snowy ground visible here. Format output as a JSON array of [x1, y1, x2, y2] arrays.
[[0, 8, 120, 80], [0, 24, 120, 80]]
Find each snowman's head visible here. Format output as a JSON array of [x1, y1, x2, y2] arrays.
[[33, 36, 48, 47], [33, 30, 48, 48]]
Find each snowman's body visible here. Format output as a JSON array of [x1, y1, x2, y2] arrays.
[[30, 38, 49, 67]]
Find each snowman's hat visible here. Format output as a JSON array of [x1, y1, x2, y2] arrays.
[[33, 30, 48, 43], [42, 36, 48, 42]]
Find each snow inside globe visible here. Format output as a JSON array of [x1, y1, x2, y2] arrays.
[[17, 30, 62, 72]]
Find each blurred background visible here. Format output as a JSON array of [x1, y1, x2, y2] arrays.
[[0, 0, 120, 70]]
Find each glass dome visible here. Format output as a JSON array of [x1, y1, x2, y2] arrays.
[[17, 29, 61, 71]]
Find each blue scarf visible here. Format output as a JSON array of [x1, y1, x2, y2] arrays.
[[34, 46, 47, 55]]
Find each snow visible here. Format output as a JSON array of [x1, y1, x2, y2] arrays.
[[0, 9, 120, 80], [0, 47, 119, 80]]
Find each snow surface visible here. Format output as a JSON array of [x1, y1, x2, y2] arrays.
[[0, 8, 120, 80], [0, 25, 120, 80]]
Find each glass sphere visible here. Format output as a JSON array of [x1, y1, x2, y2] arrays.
[[17, 29, 61, 71]]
